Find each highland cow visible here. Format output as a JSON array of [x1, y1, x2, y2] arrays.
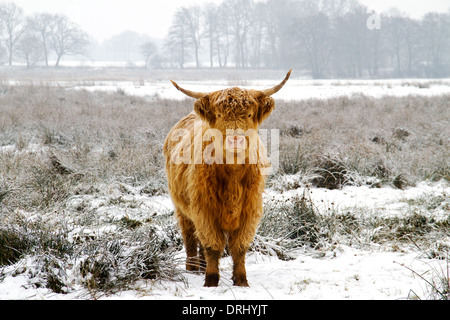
[[163, 70, 291, 287]]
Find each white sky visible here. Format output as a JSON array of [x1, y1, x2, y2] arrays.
[[10, 0, 450, 43], [11, 0, 217, 42]]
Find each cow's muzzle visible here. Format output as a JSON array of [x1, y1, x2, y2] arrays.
[[226, 135, 246, 152]]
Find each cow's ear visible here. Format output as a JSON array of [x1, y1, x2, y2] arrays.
[[256, 95, 275, 124], [194, 96, 215, 124]]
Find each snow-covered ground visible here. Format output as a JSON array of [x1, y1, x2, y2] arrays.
[[0, 180, 448, 300], [269, 179, 450, 221], [113, 181, 449, 300], [67, 78, 450, 100], [134, 246, 445, 300], [1, 76, 449, 300], [4, 77, 449, 100], [0, 244, 440, 300]]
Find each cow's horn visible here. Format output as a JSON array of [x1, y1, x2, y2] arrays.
[[170, 80, 208, 99], [260, 69, 292, 97]]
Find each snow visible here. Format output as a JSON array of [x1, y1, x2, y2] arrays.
[[134, 181, 448, 300], [68, 78, 450, 100], [1, 180, 448, 300], [5, 77, 448, 100], [1, 77, 449, 300], [143, 247, 440, 300], [268, 180, 450, 220], [1, 240, 442, 300], [1, 243, 438, 300]]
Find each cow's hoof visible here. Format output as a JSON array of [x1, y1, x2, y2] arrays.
[[204, 273, 219, 287], [233, 275, 249, 287]]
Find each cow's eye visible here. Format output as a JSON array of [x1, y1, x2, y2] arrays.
[[248, 113, 252, 118], [217, 113, 222, 118]]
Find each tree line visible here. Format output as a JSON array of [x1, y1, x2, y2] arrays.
[[1, 0, 450, 78], [163, 0, 450, 78], [0, 2, 89, 67]]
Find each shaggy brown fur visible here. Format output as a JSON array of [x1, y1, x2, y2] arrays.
[[163, 71, 291, 287]]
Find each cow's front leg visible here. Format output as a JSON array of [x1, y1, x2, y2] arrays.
[[196, 221, 225, 287], [204, 247, 222, 287], [228, 209, 261, 287], [228, 233, 249, 287], [229, 244, 249, 287]]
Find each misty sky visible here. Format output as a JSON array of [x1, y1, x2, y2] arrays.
[[10, 0, 450, 42]]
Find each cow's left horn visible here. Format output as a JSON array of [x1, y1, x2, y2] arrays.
[[171, 80, 208, 99], [260, 69, 292, 97]]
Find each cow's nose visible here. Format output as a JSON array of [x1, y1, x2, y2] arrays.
[[226, 135, 246, 150]]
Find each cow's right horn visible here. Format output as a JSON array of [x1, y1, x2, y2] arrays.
[[171, 80, 209, 99], [260, 69, 292, 97]]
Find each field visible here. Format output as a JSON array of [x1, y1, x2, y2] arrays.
[[0, 68, 449, 300]]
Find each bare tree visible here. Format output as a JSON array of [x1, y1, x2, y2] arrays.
[[204, 3, 219, 68], [385, 11, 407, 77], [333, 2, 368, 77], [216, 2, 232, 68], [228, 0, 254, 68], [141, 41, 157, 69], [0, 2, 25, 66], [50, 15, 89, 67], [263, 0, 287, 68], [182, 6, 202, 68], [420, 13, 450, 77], [17, 32, 43, 68], [294, 12, 334, 78], [403, 17, 421, 76], [247, 2, 266, 68], [27, 13, 57, 67], [165, 9, 189, 69]]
